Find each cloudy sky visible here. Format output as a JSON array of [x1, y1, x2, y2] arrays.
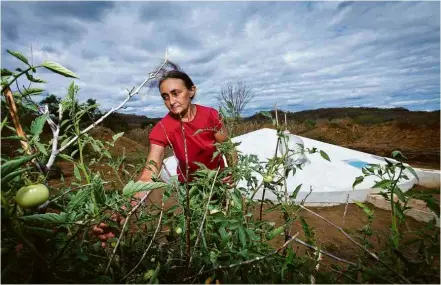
[[2, 1, 440, 117]]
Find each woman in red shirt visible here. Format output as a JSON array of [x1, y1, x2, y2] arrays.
[[137, 69, 235, 186], [92, 67, 237, 246], [135, 69, 237, 195]]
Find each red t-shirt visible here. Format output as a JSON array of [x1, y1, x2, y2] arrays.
[[149, 104, 225, 182]]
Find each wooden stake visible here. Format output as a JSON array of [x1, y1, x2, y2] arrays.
[[3, 87, 32, 155]]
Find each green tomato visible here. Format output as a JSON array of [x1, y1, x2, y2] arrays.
[[266, 225, 285, 240], [15, 184, 49, 209], [143, 269, 155, 281], [175, 227, 183, 235], [263, 175, 273, 183]]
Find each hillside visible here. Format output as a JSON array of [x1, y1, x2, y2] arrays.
[[2, 107, 439, 169], [246, 107, 440, 127]]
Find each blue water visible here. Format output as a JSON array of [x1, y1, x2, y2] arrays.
[[344, 159, 370, 169]]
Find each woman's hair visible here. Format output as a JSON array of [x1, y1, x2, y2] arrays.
[[147, 61, 196, 100], [146, 60, 195, 99], [158, 70, 194, 91]]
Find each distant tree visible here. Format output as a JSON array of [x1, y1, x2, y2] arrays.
[[82, 98, 102, 122], [39, 94, 101, 125], [40, 94, 62, 116], [217, 81, 255, 118]]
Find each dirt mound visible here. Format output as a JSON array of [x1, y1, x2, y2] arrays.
[[88, 126, 148, 158], [126, 128, 151, 147], [299, 121, 440, 168]]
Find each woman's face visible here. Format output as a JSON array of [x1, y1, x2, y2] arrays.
[[159, 78, 195, 116]]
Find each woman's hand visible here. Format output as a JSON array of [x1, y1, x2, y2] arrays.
[[90, 200, 140, 248], [222, 172, 236, 188]]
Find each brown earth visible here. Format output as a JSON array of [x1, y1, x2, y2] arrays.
[[301, 120, 440, 169]]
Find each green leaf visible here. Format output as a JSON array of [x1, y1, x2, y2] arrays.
[[30, 113, 48, 136], [320, 150, 331, 162], [122, 180, 167, 197], [372, 179, 393, 189], [405, 166, 419, 182], [1, 167, 32, 187], [7, 50, 30, 66], [1, 68, 13, 77], [394, 202, 406, 221], [59, 153, 75, 163], [219, 227, 229, 243], [238, 227, 247, 248], [22, 87, 45, 97], [230, 191, 242, 210], [246, 228, 260, 241], [148, 262, 161, 285], [34, 142, 48, 156], [1, 154, 37, 177], [103, 150, 112, 159], [60, 136, 72, 148], [22, 102, 40, 113], [384, 158, 395, 167], [290, 184, 302, 199], [391, 150, 407, 161], [25, 72, 47, 83], [66, 189, 89, 213], [0, 116, 8, 132], [73, 164, 82, 181], [24, 226, 55, 238], [42, 61, 79, 78], [354, 201, 374, 217], [424, 197, 440, 218], [92, 176, 106, 206], [352, 176, 364, 189], [112, 132, 124, 142], [393, 186, 406, 202], [90, 141, 100, 152], [17, 213, 65, 224]]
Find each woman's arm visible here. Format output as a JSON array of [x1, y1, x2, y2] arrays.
[[134, 143, 166, 199]]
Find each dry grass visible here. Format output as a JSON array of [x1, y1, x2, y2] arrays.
[[126, 127, 152, 147]]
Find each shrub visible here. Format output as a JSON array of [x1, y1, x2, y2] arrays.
[[304, 119, 316, 129]]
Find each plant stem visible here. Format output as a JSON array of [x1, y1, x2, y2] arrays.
[[121, 199, 165, 280], [298, 204, 411, 284], [183, 232, 300, 282], [1, 66, 34, 93], [190, 167, 220, 265], [292, 236, 356, 266], [8, 219, 48, 264], [389, 167, 403, 249], [179, 119, 191, 264], [104, 190, 153, 274]]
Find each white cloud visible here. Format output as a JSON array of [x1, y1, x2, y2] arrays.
[[1, 1, 439, 118]]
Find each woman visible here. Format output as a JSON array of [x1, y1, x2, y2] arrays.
[[134, 68, 237, 198], [92, 66, 237, 245]]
